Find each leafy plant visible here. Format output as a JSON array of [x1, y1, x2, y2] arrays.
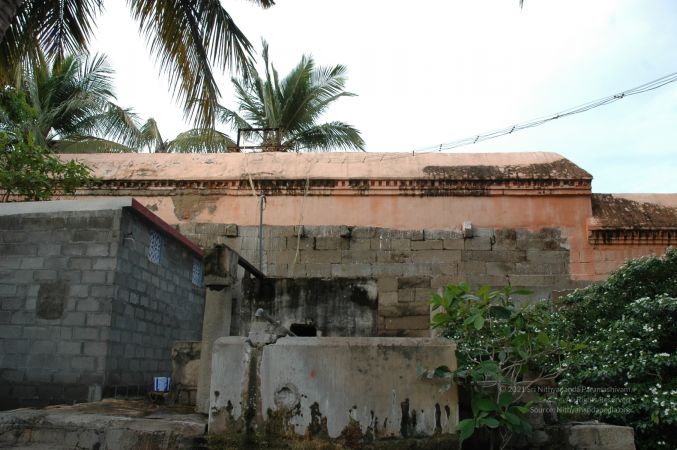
[[549, 250, 677, 450], [0, 131, 92, 201], [427, 284, 568, 449]]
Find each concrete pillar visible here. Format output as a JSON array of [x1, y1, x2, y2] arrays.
[[196, 246, 238, 413]]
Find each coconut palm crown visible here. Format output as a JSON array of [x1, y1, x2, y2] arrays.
[[0, 0, 275, 128], [3, 51, 140, 153], [219, 41, 364, 152]]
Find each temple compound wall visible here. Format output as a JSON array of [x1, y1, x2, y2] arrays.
[[0, 199, 205, 409], [57, 152, 677, 338]]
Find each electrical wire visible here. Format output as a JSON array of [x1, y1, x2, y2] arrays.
[[401, 70, 677, 156]]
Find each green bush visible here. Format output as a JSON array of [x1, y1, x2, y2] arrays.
[[551, 249, 677, 450], [0, 132, 92, 201], [428, 284, 568, 449]]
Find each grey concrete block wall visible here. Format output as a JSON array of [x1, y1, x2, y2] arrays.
[[0, 210, 121, 409], [105, 211, 204, 390], [180, 223, 582, 337], [0, 205, 205, 409]]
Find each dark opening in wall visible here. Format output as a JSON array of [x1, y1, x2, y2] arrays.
[[290, 323, 317, 337]]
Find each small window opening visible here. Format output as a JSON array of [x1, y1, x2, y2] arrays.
[[290, 323, 317, 336]]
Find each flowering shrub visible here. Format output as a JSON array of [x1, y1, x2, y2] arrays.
[[552, 249, 677, 450]]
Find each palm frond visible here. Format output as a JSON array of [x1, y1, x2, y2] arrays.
[[167, 128, 236, 153], [78, 104, 142, 149], [128, 0, 256, 128], [139, 118, 166, 152], [51, 135, 135, 153], [290, 121, 365, 152], [216, 104, 251, 131], [0, 0, 103, 78]]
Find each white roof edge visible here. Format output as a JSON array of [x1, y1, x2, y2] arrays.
[[0, 198, 134, 216]]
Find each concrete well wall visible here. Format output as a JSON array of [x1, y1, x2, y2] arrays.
[[208, 336, 458, 441]]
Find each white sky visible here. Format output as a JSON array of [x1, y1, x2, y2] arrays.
[[90, 0, 677, 193]]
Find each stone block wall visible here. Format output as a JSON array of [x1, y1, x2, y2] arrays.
[[179, 224, 581, 337], [0, 205, 204, 409]]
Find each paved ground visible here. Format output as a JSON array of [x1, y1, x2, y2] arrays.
[[0, 399, 206, 450]]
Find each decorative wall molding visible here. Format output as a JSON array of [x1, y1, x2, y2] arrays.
[[588, 227, 677, 246], [80, 177, 592, 197]]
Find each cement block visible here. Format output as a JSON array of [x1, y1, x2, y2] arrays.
[[70, 356, 95, 370], [20, 257, 44, 269], [86, 313, 111, 327], [463, 237, 492, 250], [0, 325, 22, 339], [57, 341, 82, 355]]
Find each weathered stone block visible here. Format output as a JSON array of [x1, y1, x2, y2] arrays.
[[351, 227, 378, 239], [305, 263, 332, 278], [384, 315, 430, 330], [378, 291, 398, 306], [397, 289, 414, 303], [348, 238, 371, 250], [411, 239, 443, 250], [463, 237, 492, 250], [315, 236, 346, 250], [567, 423, 635, 450], [331, 263, 372, 278], [379, 301, 430, 318], [526, 249, 569, 264], [398, 276, 431, 289], [377, 276, 398, 292], [340, 249, 376, 264]]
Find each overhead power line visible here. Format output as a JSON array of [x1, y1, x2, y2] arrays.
[[411, 70, 677, 154]]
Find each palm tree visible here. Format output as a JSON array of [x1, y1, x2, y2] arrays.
[[2, 51, 240, 154], [138, 117, 236, 153], [0, 0, 274, 128], [219, 41, 365, 152], [4, 51, 140, 153]]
